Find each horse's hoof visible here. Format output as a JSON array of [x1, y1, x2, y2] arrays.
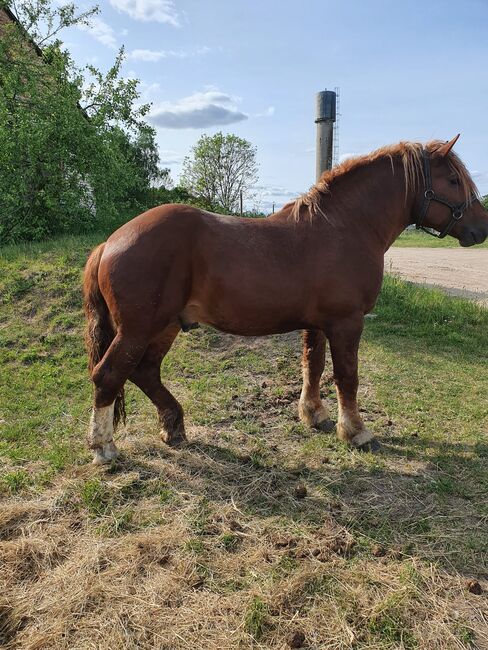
[[92, 450, 110, 465], [92, 442, 119, 465], [161, 430, 188, 448], [357, 437, 381, 454], [315, 418, 336, 433]]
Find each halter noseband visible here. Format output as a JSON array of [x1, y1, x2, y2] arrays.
[[416, 150, 475, 239]]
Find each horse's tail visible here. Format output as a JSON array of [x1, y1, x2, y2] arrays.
[[83, 243, 125, 428]]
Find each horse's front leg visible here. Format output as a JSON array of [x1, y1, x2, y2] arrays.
[[298, 329, 335, 432], [326, 315, 380, 452]]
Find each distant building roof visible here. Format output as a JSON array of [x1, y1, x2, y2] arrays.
[[0, 5, 44, 57], [0, 5, 89, 120]]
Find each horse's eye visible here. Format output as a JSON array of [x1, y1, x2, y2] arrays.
[[449, 177, 459, 186]]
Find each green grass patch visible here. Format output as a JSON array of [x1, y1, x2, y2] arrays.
[[218, 532, 240, 552], [185, 539, 205, 554], [244, 596, 270, 640], [394, 228, 488, 248], [368, 607, 418, 649], [0, 469, 33, 494], [80, 477, 110, 517]]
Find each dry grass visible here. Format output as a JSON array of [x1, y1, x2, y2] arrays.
[[0, 421, 487, 649]]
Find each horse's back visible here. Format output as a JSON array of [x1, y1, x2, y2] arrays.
[[107, 203, 204, 244]]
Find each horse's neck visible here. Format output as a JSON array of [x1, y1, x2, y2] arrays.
[[317, 158, 414, 252]]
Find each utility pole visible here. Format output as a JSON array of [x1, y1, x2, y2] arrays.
[[315, 89, 337, 180]]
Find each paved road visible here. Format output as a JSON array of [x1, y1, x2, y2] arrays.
[[384, 247, 488, 306]]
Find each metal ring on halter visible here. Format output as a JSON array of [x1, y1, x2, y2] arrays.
[[424, 189, 435, 200]]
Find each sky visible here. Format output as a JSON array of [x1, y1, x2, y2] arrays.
[[62, 0, 488, 212]]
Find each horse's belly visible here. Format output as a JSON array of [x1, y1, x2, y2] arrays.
[[179, 300, 304, 336]]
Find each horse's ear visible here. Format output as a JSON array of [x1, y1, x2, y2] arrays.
[[435, 134, 460, 157]]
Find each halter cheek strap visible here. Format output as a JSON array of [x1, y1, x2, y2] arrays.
[[416, 150, 475, 239]]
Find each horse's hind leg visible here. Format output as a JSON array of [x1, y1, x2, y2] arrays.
[[298, 329, 334, 432], [89, 333, 148, 464], [129, 323, 186, 446]]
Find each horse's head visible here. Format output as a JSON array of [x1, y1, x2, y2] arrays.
[[416, 135, 488, 246]]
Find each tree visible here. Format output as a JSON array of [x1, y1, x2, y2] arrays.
[[181, 132, 258, 213], [482, 195, 488, 210], [5, 0, 97, 45], [0, 0, 164, 243]]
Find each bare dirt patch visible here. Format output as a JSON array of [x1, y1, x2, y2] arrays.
[[385, 247, 488, 306]]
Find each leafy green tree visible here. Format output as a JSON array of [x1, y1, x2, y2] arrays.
[[181, 132, 258, 213], [0, 0, 164, 243], [482, 195, 488, 210], [6, 0, 96, 45], [151, 184, 194, 206]]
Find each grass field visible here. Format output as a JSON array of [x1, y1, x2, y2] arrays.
[[394, 229, 488, 248], [1, 234, 487, 649]]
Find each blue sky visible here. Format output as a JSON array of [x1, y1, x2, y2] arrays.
[[65, 0, 488, 211]]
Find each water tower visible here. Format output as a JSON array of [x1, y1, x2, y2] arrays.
[[315, 89, 337, 180]]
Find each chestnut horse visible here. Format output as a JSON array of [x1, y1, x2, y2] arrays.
[[83, 135, 488, 464]]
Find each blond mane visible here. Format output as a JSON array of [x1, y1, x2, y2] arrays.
[[291, 140, 479, 220]]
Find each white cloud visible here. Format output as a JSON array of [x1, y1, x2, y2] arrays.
[[472, 170, 488, 182], [254, 106, 275, 118], [257, 200, 282, 214], [472, 170, 488, 194], [149, 91, 248, 129], [129, 49, 175, 62], [252, 184, 299, 199], [127, 46, 210, 62], [159, 150, 184, 165], [78, 16, 117, 49], [138, 81, 161, 101], [250, 184, 303, 214], [109, 0, 179, 25], [339, 152, 359, 163]]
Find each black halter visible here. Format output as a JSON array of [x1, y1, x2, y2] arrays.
[[416, 150, 475, 239]]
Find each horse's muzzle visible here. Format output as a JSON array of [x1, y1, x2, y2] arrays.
[[459, 228, 488, 247]]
